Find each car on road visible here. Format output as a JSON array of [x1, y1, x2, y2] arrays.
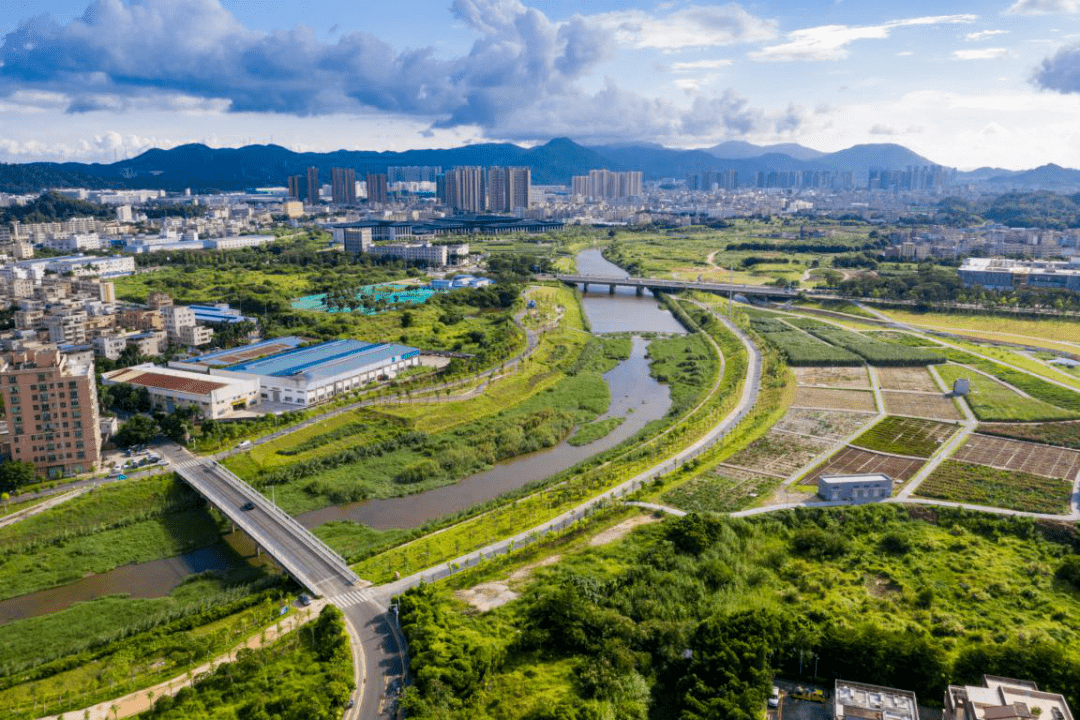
[[297, 594, 312, 607], [236, 440, 252, 450], [769, 687, 781, 708], [240, 501, 256, 511]]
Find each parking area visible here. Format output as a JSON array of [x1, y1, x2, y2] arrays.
[[776, 681, 830, 720]]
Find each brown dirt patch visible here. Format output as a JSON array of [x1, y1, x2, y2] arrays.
[[881, 391, 963, 420], [792, 387, 877, 412], [876, 367, 941, 393], [772, 408, 877, 441], [792, 365, 871, 388], [589, 514, 662, 546]]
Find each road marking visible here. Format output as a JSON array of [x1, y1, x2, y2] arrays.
[[333, 589, 372, 607]]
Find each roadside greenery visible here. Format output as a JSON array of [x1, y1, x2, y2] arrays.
[[142, 605, 353, 720]]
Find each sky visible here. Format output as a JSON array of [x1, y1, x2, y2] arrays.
[[3, 0, 1080, 169]]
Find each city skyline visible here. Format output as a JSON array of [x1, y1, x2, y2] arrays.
[[3, 0, 1080, 170]]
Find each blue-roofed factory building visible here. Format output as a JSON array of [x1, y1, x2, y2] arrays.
[[190, 338, 422, 407]]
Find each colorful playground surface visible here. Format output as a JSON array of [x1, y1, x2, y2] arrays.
[[291, 283, 437, 314]]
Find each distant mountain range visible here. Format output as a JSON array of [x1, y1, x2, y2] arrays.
[[2, 137, 1080, 193]]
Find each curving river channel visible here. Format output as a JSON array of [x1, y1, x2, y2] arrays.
[[0, 248, 684, 622]]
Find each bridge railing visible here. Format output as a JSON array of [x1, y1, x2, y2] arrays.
[[176, 465, 324, 591], [205, 462, 360, 583]]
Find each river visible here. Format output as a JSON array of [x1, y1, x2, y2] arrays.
[[0, 248, 683, 622]]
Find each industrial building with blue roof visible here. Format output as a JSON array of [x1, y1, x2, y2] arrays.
[[193, 338, 423, 407]]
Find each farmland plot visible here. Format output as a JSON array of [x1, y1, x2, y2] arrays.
[[724, 432, 835, 478], [881, 391, 963, 421], [662, 470, 781, 514], [793, 387, 877, 412], [772, 408, 877, 441], [953, 434, 1080, 480], [916, 460, 1073, 514], [875, 367, 941, 393], [851, 416, 958, 458], [811, 446, 925, 485], [978, 420, 1080, 450], [792, 365, 871, 388]]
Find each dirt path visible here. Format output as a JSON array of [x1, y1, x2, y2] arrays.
[[35, 600, 330, 720]]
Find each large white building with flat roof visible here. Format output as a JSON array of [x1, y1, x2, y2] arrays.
[[102, 365, 260, 419], [959, 257, 1080, 292]]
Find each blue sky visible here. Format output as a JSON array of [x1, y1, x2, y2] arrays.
[[2, 0, 1080, 169]]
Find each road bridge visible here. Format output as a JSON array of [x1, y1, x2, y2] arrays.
[[161, 442, 362, 596], [546, 273, 798, 299]]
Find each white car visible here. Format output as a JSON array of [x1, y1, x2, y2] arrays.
[[768, 687, 781, 708]]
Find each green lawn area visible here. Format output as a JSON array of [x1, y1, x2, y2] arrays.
[[915, 460, 1073, 514], [937, 363, 1079, 422]]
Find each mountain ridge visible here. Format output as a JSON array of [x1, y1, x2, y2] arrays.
[[2, 138, 1079, 193]]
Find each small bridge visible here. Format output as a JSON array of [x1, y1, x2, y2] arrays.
[[161, 443, 362, 596], [547, 274, 799, 299]]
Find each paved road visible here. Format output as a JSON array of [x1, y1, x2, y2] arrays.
[[160, 441, 410, 719]]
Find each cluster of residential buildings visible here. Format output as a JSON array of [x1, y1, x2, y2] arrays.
[[886, 227, 1079, 262], [831, 676, 1072, 720]]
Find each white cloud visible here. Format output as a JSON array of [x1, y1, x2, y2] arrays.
[[953, 47, 1013, 59], [1007, 0, 1080, 14], [593, 3, 777, 50], [667, 59, 735, 71], [751, 14, 977, 62], [965, 30, 1009, 41]]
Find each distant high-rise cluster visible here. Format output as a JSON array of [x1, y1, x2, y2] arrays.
[[387, 166, 442, 183], [331, 167, 357, 205], [365, 172, 389, 205], [437, 166, 531, 213], [571, 169, 643, 200], [287, 166, 321, 203]]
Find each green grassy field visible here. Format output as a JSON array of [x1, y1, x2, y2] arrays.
[[977, 420, 1080, 449], [916, 460, 1073, 514], [850, 416, 957, 458], [937, 364, 1079, 422]]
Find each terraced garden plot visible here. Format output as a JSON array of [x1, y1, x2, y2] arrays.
[[916, 460, 1073, 514], [952, 434, 1080, 480], [875, 366, 941, 393], [810, 446, 925, 485], [792, 387, 877, 412], [662, 471, 781, 514], [772, 408, 877, 441], [724, 432, 835, 478], [978, 420, 1080, 450], [936, 364, 1079, 422], [881, 391, 963, 420], [850, 416, 957, 458], [792, 365, 871, 388]]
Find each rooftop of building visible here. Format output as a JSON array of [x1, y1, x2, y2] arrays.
[[820, 473, 892, 485], [960, 257, 1080, 273], [835, 680, 918, 720], [225, 339, 420, 380], [951, 676, 1074, 720], [182, 337, 309, 367], [104, 366, 233, 395]]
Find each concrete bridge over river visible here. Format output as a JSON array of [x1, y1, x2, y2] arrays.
[[545, 273, 800, 299]]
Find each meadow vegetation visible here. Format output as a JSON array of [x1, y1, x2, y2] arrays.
[[397, 506, 1080, 718]]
